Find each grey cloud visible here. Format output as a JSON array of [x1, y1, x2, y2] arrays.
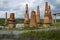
[[0, 0, 60, 19], [46, 0, 60, 13]]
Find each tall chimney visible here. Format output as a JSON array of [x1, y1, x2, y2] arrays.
[[5, 12, 8, 25], [36, 6, 40, 26], [24, 4, 29, 26], [30, 11, 36, 27], [8, 13, 15, 28]]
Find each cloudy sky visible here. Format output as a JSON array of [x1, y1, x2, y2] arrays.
[[0, 0, 60, 19]]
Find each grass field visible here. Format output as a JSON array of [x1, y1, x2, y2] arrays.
[[20, 30, 60, 40]]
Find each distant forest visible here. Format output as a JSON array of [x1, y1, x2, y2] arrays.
[[0, 18, 60, 26]]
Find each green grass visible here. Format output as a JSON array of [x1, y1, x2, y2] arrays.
[[0, 30, 60, 40], [53, 23, 60, 27], [4, 28, 22, 30], [22, 26, 40, 30], [4, 26, 40, 30], [20, 30, 60, 40]]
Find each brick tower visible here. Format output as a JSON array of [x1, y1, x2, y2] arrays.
[[24, 4, 29, 27], [48, 5, 52, 24], [36, 6, 40, 26], [44, 2, 50, 27], [8, 13, 15, 28], [30, 11, 36, 27]]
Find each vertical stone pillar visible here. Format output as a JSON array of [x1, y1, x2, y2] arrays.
[[44, 2, 50, 27], [24, 4, 29, 27], [5, 12, 8, 25], [55, 15, 56, 24], [8, 13, 15, 28], [30, 11, 36, 27], [36, 6, 40, 26]]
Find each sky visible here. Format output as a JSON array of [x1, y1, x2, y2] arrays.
[[0, 0, 60, 19]]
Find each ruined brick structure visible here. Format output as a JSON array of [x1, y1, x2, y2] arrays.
[[8, 13, 15, 28], [48, 5, 52, 24], [36, 6, 40, 26], [24, 4, 29, 26], [30, 11, 36, 27], [44, 2, 50, 27]]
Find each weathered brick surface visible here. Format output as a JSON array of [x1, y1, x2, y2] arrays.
[[30, 11, 36, 27], [24, 4, 29, 26], [10, 13, 15, 20], [44, 2, 50, 24], [8, 13, 15, 28], [44, 2, 52, 27], [48, 5, 52, 23], [36, 6, 40, 26]]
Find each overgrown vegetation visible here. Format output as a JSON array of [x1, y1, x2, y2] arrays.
[[0, 30, 60, 40], [4, 26, 40, 30], [53, 23, 60, 27], [5, 28, 21, 30], [22, 26, 40, 30], [20, 30, 60, 40]]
